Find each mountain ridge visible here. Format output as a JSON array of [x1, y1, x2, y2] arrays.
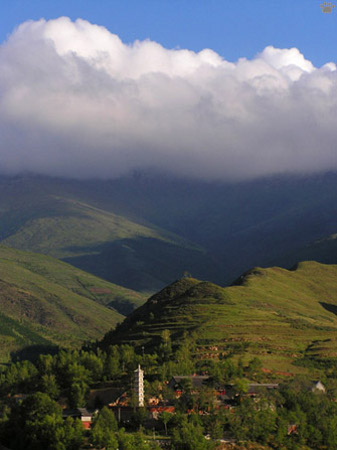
[[2, 172, 337, 292], [100, 261, 337, 372]]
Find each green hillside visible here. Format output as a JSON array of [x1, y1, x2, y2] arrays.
[[2, 173, 337, 293], [2, 197, 168, 258], [0, 246, 143, 362], [0, 176, 216, 292], [102, 261, 337, 373]]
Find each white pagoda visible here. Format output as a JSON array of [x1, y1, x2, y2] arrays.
[[134, 364, 144, 407]]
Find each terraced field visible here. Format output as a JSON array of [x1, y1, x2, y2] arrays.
[[102, 261, 337, 373]]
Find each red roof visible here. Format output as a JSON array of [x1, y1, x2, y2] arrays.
[[149, 406, 175, 413]]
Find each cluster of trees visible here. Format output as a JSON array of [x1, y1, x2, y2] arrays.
[[91, 406, 160, 450], [1, 392, 84, 450], [0, 394, 160, 450], [2, 330, 337, 448], [148, 381, 337, 449], [0, 335, 205, 449], [0, 344, 159, 449], [0, 345, 141, 406]]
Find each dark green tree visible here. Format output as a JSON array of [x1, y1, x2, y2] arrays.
[[171, 416, 213, 450], [39, 374, 60, 399], [90, 406, 118, 449], [160, 411, 172, 435], [4, 393, 66, 450]]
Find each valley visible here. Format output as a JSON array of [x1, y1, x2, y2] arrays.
[[1, 173, 337, 294]]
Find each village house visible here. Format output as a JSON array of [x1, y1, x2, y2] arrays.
[[168, 375, 209, 397], [245, 383, 279, 397], [70, 366, 327, 430], [62, 408, 98, 429]]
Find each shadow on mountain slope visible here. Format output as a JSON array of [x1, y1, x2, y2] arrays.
[[63, 237, 222, 292], [320, 302, 337, 317], [11, 344, 59, 364]]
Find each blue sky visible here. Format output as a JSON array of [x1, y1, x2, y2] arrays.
[[0, 0, 336, 67]]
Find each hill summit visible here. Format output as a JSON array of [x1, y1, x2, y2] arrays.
[[101, 261, 337, 372]]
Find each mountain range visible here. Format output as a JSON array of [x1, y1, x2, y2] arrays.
[[1, 172, 337, 293], [1, 167, 337, 369]]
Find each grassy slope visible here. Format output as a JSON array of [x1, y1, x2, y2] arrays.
[[0, 177, 212, 292], [0, 246, 136, 362], [2, 198, 212, 292], [2, 173, 337, 292], [102, 262, 337, 373], [0, 246, 145, 313], [2, 198, 173, 258]]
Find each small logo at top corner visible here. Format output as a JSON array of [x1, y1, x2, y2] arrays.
[[321, 2, 336, 13]]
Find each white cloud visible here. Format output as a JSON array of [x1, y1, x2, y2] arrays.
[[0, 17, 336, 180]]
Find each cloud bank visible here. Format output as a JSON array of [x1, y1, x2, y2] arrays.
[[0, 17, 337, 180]]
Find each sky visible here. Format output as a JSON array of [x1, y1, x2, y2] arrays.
[[0, 1, 337, 180], [0, 0, 335, 67]]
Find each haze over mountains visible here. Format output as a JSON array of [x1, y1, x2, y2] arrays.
[[0, 171, 337, 293]]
